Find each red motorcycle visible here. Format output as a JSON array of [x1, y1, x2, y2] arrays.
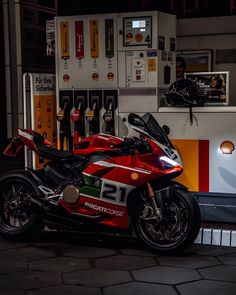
[[0, 113, 201, 253]]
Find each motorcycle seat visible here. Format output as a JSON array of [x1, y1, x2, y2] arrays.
[[37, 142, 86, 162]]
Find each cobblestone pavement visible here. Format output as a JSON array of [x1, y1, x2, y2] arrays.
[[0, 231, 236, 295]]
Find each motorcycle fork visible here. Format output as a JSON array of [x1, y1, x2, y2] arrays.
[[146, 182, 162, 221], [146, 183, 174, 221]]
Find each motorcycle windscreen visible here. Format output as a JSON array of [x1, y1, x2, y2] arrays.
[[141, 113, 174, 149], [3, 137, 23, 157]]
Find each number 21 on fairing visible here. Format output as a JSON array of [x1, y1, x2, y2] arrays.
[[100, 180, 134, 205]]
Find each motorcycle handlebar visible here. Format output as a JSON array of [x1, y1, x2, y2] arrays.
[[110, 137, 137, 149], [111, 137, 148, 152]]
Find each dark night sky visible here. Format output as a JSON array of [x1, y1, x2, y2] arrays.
[[57, 0, 231, 17], [57, 0, 151, 16]]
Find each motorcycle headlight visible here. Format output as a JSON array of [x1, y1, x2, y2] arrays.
[[160, 156, 181, 170]]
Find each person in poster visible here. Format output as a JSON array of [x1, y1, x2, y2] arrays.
[[207, 74, 226, 102]]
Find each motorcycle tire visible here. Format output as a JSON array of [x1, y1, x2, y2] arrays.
[[133, 188, 201, 254], [0, 171, 44, 240]]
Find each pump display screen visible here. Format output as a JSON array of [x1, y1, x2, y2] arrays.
[[132, 20, 146, 28], [123, 16, 152, 46]]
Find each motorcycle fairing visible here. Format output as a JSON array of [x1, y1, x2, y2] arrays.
[[132, 126, 183, 166], [66, 195, 129, 229], [59, 172, 132, 229], [80, 173, 135, 206], [74, 133, 123, 155], [4, 128, 52, 157], [4, 136, 24, 156]]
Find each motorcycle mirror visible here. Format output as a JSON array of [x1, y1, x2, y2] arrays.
[[128, 113, 146, 127]]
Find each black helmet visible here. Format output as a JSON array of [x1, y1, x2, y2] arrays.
[[165, 79, 205, 107]]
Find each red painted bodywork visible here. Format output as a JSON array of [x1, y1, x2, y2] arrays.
[[4, 128, 51, 156], [73, 134, 123, 155]]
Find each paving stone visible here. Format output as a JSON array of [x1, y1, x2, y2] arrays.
[[103, 281, 177, 295], [0, 238, 28, 251], [0, 235, 236, 294], [63, 246, 118, 258], [217, 252, 236, 265], [30, 256, 91, 272], [188, 245, 236, 256], [132, 266, 201, 284], [63, 268, 131, 287], [0, 246, 56, 262], [0, 270, 60, 289], [199, 265, 236, 282], [95, 254, 156, 270], [120, 248, 158, 257], [0, 290, 24, 295], [157, 254, 220, 268], [29, 242, 73, 250], [0, 260, 27, 274], [28, 285, 101, 295], [177, 279, 236, 295]]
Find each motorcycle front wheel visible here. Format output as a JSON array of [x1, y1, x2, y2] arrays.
[[133, 188, 201, 254], [0, 172, 44, 240]]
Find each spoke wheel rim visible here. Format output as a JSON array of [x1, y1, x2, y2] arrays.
[[139, 193, 190, 248], [0, 180, 35, 230]]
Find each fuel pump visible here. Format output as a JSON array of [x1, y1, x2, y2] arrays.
[[71, 90, 88, 146], [57, 90, 73, 150], [103, 90, 118, 135], [86, 90, 102, 135]]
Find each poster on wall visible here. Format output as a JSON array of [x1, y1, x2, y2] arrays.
[[23, 73, 57, 169], [185, 71, 229, 105], [33, 74, 57, 168]]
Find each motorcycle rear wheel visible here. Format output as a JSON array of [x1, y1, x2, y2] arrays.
[[0, 172, 44, 240], [133, 188, 201, 254]]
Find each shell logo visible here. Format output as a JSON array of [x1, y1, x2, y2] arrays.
[[220, 140, 235, 154]]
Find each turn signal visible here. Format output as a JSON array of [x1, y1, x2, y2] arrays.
[[160, 156, 180, 170]]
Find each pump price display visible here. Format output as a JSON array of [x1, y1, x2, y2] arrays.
[[123, 16, 152, 46]]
